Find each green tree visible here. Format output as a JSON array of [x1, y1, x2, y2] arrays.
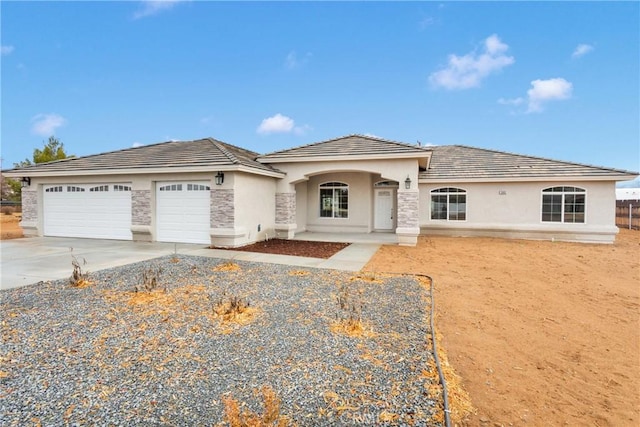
[[8, 136, 73, 201], [16, 136, 71, 167]]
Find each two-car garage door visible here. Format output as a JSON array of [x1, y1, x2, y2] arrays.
[[43, 184, 133, 240], [42, 181, 212, 244]]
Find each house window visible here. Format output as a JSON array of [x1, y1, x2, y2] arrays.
[[431, 188, 466, 221], [542, 186, 585, 223], [319, 182, 348, 218], [113, 185, 131, 192]]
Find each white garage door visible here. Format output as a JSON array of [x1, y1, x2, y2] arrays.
[[156, 182, 211, 244], [43, 184, 132, 240]]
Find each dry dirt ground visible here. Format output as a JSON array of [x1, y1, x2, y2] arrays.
[[3, 214, 638, 425], [0, 213, 23, 240], [365, 229, 640, 427]]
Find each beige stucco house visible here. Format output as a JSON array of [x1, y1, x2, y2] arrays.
[[4, 135, 637, 246]]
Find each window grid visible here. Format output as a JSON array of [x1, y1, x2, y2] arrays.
[[90, 185, 109, 192], [541, 187, 586, 223], [67, 186, 85, 192], [430, 188, 467, 221], [319, 182, 349, 219], [114, 185, 131, 192], [159, 184, 183, 192]]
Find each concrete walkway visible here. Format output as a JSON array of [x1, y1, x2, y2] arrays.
[[1, 237, 381, 290]]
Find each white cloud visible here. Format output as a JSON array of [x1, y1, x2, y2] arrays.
[[285, 51, 312, 69], [572, 43, 593, 59], [257, 113, 310, 135], [133, 0, 184, 19], [31, 113, 67, 136], [132, 142, 143, 148], [1, 45, 14, 55], [526, 78, 573, 113], [429, 34, 515, 90], [418, 16, 434, 31]]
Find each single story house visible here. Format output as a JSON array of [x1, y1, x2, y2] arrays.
[[4, 135, 637, 246]]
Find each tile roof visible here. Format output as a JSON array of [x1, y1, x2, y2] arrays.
[[421, 145, 637, 181], [257, 134, 430, 162], [6, 138, 281, 175]]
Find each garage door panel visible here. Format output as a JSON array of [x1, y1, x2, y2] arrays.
[[43, 184, 132, 240], [156, 181, 211, 244]]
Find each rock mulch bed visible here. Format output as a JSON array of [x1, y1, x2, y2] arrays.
[[1, 255, 442, 426]]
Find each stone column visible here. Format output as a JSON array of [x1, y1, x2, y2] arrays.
[[131, 190, 152, 241], [396, 190, 420, 246], [210, 188, 245, 247], [20, 189, 38, 237], [275, 192, 296, 239]]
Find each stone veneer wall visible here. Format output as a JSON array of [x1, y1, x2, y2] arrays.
[[132, 190, 151, 226], [397, 191, 419, 228], [275, 192, 296, 225], [211, 189, 234, 228], [21, 190, 37, 222]]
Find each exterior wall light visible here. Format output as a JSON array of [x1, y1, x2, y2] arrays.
[[404, 176, 411, 189], [21, 177, 31, 188], [215, 172, 224, 186]]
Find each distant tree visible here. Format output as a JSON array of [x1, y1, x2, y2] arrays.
[[16, 136, 72, 167], [9, 136, 73, 201]]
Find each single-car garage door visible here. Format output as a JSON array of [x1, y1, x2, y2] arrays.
[[156, 182, 211, 244], [43, 184, 132, 240]]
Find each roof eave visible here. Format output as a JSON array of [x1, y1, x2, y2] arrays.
[[3, 165, 285, 179], [418, 173, 638, 184]]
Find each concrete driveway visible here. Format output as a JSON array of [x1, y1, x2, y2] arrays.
[[1, 237, 381, 290], [0, 237, 205, 290]]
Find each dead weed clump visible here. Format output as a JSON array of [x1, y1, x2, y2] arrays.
[[213, 293, 257, 326], [134, 266, 165, 293], [69, 248, 91, 288], [330, 282, 373, 338], [288, 270, 309, 277], [214, 261, 241, 272], [348, 271, 383, 284], [222, 385, 290, 427]]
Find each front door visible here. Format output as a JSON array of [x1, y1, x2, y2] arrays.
[[374, 189, 394, 230]]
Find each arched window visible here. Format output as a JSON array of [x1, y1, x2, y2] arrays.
[[430, 187, 466, 221], [542, 186, 585, 223], [319, 182, 348, 218]]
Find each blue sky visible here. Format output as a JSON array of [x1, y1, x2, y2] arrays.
[[2, 1, 639, 180]]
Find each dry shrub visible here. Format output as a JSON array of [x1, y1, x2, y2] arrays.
[[69, 249, 91, 288], [222, 385, 289, 427], [1, 206, 14, 215], [330, 282, 373, 338], [135, 267, 164, 293], [214, 293, 257, 325], [214, 262, 241, 272]]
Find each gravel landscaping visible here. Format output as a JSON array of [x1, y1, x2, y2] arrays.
[[1, 255, 442, 426]]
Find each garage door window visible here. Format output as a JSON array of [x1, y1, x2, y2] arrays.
[[67, 186, 85, 192], [46, 186, 63, 193], [90, 185, 109, 192], [159, 184, 183, 191], [187, 184, 210, 191], [114, 185, 131, 191]]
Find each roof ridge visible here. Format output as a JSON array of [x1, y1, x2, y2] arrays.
[[208, 138, 240, 164], [260, 134, 429, 157], [446, 144, 638, 175]]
